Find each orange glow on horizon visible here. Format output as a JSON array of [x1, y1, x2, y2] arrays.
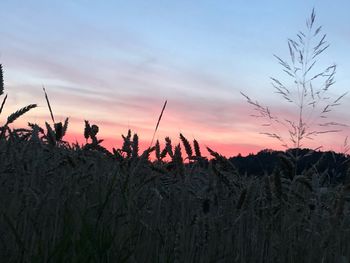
[[5, 99, 349, 159]]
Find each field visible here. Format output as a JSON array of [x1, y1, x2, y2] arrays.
[[1, 9, 350, 263], [1, 124, 350, 262]]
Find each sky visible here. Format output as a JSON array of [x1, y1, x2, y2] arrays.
[[0, 0, 350, 157]]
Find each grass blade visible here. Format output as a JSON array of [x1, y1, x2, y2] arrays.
[[0, 93, 7, 114], [0, 64, 4, 95], [150, 100, 167, 147], [43, 87, 55, 123]]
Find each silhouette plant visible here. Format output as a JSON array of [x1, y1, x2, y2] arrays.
[[150, 100, 167, 148], [0, 64, 7, 115], [0, 64, 37, 138], [42, 88, 69, 145], [241, 9, 347, 152]]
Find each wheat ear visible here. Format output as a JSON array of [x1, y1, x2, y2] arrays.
[[0, 94, 7, 114], [180, 133, 193, 159], [6, 104, 37, 125], [43, 87, 55, 123]]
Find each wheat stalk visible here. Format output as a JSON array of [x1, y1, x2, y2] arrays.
[[150, 100, 167, 147], [43, 87, 55, 124], [0, 65, 7, 115], [0, 64, 4, 96]]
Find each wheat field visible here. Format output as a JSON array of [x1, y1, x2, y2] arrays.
[[1, 122, 350, 262], [1, 9, 350, 263]]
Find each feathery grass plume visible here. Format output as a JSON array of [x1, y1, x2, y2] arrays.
[[6, 104, 37, 126], [193, 139, 202, 157], [0, 94, 8, 115], [0, 64, 4, 95], [179, 133, 193, 159], [241, 9, 347, 150], [150, 100, 167, 147], [43, 87, 55, 124], [132, 133, 139, 158]]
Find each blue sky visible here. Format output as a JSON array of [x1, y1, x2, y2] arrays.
[[1, 0, 349, 156]]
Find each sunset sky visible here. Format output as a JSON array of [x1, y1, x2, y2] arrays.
[[1, 1, 350, 157]]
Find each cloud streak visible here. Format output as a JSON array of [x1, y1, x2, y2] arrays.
[[1, 1, 349, 156]]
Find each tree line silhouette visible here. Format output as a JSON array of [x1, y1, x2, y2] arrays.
[[229, 148, 349, 184]]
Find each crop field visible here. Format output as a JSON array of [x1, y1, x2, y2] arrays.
[[1, 8, 350, 263], [1, 121, 350, 262]]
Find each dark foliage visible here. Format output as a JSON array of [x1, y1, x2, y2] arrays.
[[230, 148, 349, 183]]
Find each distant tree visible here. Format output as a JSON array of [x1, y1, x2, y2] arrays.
[[229, 148, 348, 183]]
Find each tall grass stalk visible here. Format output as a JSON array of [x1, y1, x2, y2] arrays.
[[150, 100, 167, 148], [241, 9, 347, 152]]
